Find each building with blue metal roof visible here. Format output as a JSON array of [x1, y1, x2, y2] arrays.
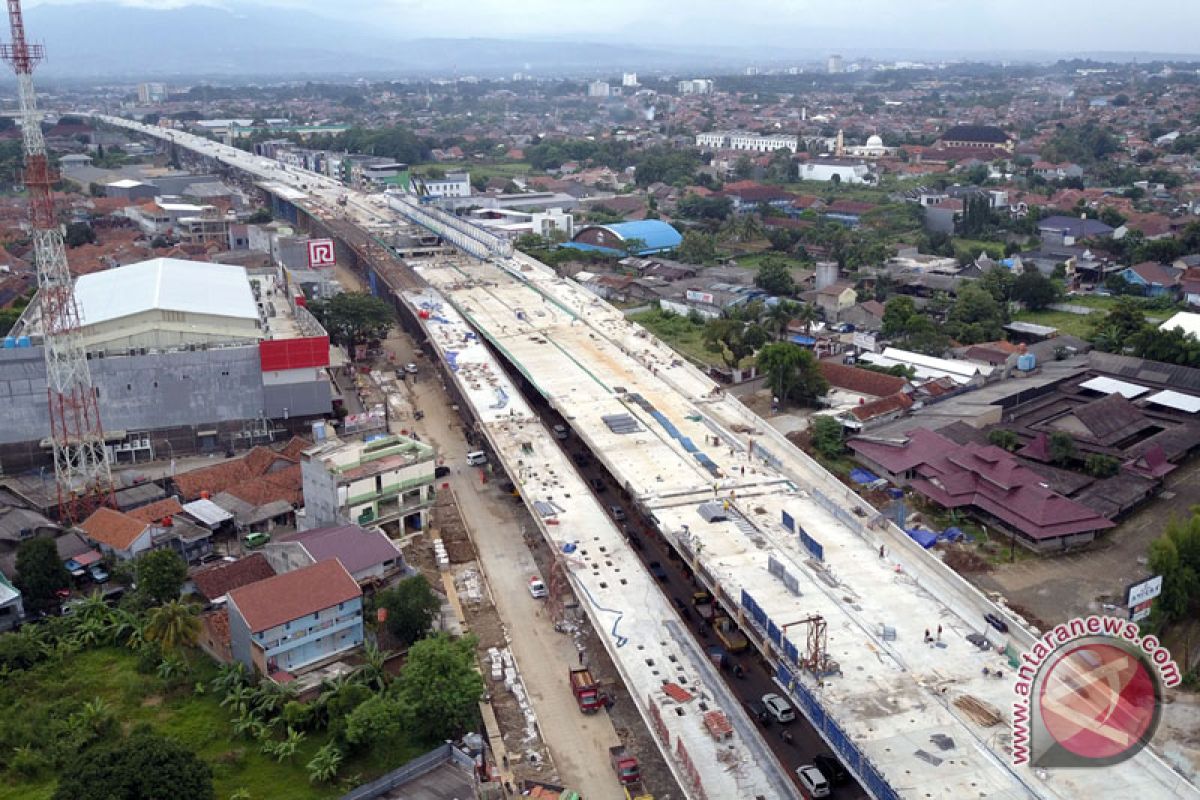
[[562, 220, 683, 256]]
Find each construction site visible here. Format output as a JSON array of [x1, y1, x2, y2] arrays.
[[73, 115, 1200, 800]]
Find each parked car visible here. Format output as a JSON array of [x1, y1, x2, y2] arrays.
[[762, 693, 795, 724], [572, 452, 591, 467], [588, 477, 606, 492], [609, 505, 626, 521], [243, 532, 271, 549], [813, 754, 849, 786], [984, 612, 1009, 634], [796, 764, 831, 798], [404, 363, 419, 374], [648, 562, 668, 582], [528, 576, 548, 599], [435, 465, 451, 479], [88, 564, 110, 584], [744, 699, 772, 726], [552, 424, 569, 440]]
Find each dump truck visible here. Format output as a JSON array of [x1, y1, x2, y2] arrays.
[[713, 616, 750, 653], [611, 746, 653, 799], [568, 667, 603, 713], [692, 591, 716, 623]]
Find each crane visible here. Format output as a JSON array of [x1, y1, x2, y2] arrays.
[[2, 0, 114, 522]]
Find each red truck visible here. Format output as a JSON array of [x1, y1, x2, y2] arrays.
[[569, 667, 603, 713], [611, 745, 653, 799]]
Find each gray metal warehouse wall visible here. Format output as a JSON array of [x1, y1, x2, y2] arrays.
[[0, 345, 266, 445]]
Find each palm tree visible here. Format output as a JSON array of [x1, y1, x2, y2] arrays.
[[1092, 324, 1124, 353], [794, 302, 820, 334], [221, 683, 256, 717], [354, 641, 393, 692], [144, 600, 201, 654], [211, 661, 250, 696], [73, 697, 115, 740], [109, 608, 146, 648], [307, 742, 343, 785], [252, 680, 297, 719], [762, 300, 799, 341]]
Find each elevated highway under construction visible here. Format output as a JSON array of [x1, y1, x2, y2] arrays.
[[96, 114, 1199, 800]]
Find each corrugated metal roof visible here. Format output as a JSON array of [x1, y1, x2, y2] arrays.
[[1145, 390, 1200, 414], [74, 257, 258, 328], [1079, 376, 1149, 398]]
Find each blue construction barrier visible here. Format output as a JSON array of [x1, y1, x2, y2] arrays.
[[906, 528, 938, 549]]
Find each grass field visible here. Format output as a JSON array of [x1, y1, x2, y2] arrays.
[[629, 308, 719, 366], [0, 648, 422, 800], [1012, 308, 1104, 338]]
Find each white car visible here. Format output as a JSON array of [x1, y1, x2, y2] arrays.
[[796, 764, 831, 798], [404, 363, 419, 374], [528, 576, 548, 599], [762, 692, 795, 723]]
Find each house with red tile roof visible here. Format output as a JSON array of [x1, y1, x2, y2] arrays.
[[849, 428, 1114, 552], [192, 553, 276, 603], [226, 558, 363, 676], [78, 507, 152, 560]]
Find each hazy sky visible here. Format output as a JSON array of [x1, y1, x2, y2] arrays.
[[22, 0, 1200, 55]]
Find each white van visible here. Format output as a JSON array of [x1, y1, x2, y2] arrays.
[[466, 451, 488, 466], [796, 765, 831, 798]]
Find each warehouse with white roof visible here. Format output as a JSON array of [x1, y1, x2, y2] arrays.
[[73, 258, 262, 350]]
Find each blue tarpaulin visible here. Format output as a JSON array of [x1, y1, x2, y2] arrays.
[[941, 527, 964, 543], [788, 334, 817, 346], [849, 468, 881, 485], [907, 528, 938, 549]]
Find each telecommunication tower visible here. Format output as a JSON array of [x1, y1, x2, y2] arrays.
[[2, 0, 114, 521]]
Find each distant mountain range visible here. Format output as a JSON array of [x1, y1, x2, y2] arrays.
[[21, 3, 744, 81], [15, 3, 1200, 82]]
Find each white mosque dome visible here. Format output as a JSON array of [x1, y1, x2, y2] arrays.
[[866, 134, 884, 148]]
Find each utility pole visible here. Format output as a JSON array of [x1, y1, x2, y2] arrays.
[[2, 0, 114, 522]]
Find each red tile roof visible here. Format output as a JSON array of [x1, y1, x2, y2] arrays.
[[849, 392, 913, 422], [125, 497, 184, 525], [850, 428, 1114, 540], [173, 440, 308, 504], [227, 558, 360, 633], [819, 361, 908, 397], [193, 553, 277, 602], [79, 507, 148, 550]]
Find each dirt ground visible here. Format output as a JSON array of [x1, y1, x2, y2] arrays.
[[970, 457, 1200, 629]]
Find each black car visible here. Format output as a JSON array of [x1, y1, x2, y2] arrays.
[[813, 754, 849, 786], [648, 562, 668, 582], [984, 612, 1009, 634], [572, 452, 591, 467], [588, 477, 606, 492], [434, 465, 451, 479], [744, 699, 771, 726]]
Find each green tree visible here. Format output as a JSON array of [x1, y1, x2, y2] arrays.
[[144, 600, 201, 655], [1048, 432, 1076, 466], [810, 415, 845, 459], [134, 549, 188, 606], [676, 230, 717, 265], [307, 742, 344, 784], [754, 257, 796, 296], [978, 266, 1016, 304], [394, 634, 484, 741], [945, 283, 1006, 345], [64, 222, 97, 248], [987, 429, 1020, 451], [758, 343, 828, 407], [15, 537, 69, 615], [246, 208, 272, 224], [703, 317, 769, 371], [1089, 297, 1148, 347], [374, 575, 441, 648], [1011, 270, 1061, 311], [1145, 513, 1200, 629], [762, 299, 799, 341], [1084, 454, 1120, 478], [881, 296, 917, 337], [307, 292, 394, 349], [53, 728, 213, 800]]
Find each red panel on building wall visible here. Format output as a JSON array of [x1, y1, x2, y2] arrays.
[[259, 336, 331, 371]]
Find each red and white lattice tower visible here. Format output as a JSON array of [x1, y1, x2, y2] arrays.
[[2, 0, 114, 522]]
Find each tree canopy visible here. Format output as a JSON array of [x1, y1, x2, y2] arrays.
[[134, 549, 188, 606], [703, 317, 768, 370], [15, 537, 69, 615], [393, 634, 484, 741], [374, 575, 441, 648], [753, 257, 796, 296], [944, 283, 1007, 345], [757, 343, 828, 407], [308, 292, 394, 349], [1011, 270, 1061, 311], [53, 728, 213, 800]]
